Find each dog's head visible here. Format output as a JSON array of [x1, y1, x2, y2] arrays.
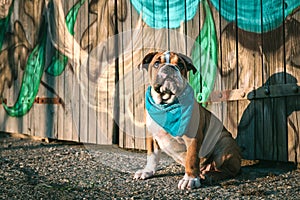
[[139, 51, 197, 104]]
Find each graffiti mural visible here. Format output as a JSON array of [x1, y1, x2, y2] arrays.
[[0, 0, 84, 116], [0, 0, 45, 114], [0, 0, 300, 161], [189, 0, 217, 104], [2, 0, 298, 115], [46, 0, 86, 76], [81, 0, 127, 52], [0, 0, 13, 99]]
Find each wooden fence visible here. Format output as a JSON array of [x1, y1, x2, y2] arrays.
[[0, 0, 300, 163]]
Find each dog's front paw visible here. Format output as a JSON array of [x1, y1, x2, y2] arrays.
[[178, 174, 201, 190], [133, 169, 155, 180]]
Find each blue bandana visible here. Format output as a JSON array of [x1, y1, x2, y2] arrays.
[[145, 85, 194, 137]]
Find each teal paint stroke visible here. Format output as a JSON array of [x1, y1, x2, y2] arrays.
[[0, 0, 14, 50], [3, 23, 47, 117], [210, 0, 300, 33], [131, 0, 300, 33], [189, 0, 217, 104], [130, 0, 200, 29], [46, 0, 85, 76]]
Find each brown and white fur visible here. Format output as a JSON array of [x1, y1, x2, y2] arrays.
[[134, 51, 241, 190]]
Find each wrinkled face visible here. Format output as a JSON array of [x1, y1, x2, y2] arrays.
[[143, 51, 194, 104]]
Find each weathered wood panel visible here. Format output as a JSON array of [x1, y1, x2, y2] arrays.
[[235, 6, 300, 162], [0, 0, 300, 163]]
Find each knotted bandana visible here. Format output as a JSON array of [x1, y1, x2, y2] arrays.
[[145, 85, 194, 137]]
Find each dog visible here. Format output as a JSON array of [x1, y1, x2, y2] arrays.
[[133, 51, 241, 190]]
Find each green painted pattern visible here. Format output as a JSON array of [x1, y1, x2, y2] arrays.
[[46, 0, 85, 76], [0, 0, 14, 50], [3, 22, 47, 117], [189, 0, 217, 104], [3, 0, 85, 117]]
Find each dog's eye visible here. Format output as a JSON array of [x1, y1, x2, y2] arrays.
[[154, 61, 159, 68]]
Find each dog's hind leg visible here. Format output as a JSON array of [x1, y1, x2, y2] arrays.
[[201, 136, 241, 183], [201, 155, 241, 185]]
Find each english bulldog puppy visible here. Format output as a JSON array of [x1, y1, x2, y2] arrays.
[[134, 51, 241, 190]]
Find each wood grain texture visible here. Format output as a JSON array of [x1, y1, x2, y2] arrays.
[[0, 0, 299, 162]]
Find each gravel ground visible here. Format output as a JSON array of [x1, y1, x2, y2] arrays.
[[0, 132, 300, 200]]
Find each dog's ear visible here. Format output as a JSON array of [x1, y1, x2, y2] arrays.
[[178, 53, 197, 74], [138, 52, 158, 71]]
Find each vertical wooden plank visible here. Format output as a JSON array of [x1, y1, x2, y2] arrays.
[[285, 12, 300, 163], [83, 0, 97, 144], [2, 70, 23, 134], [235, 32, 265, 160], [2, 1, 33, 137], [120, 1, 149, 149], [27, 2, 39, 136], [104, 1, 113, 145], [133, 3, 148, 150], [57, 67, 66, 141], [61, 0, 80, 142], [132, 88, 147, 150], [88, 0, 116, 145], [236, 40, 251, 141], [119, 0, 152, 149], [77, 0, 90, 144], [42, 45, 59, 139], [118, 0, 126, 148], [39, 6, 68, 139], [118, 0, 144, 149], [72, 79, 80, 142], [28, 0, 44, 139], [61, 71, 76, 142], [125, 1, 137, 149], [118, 0, 133, 148], [56, 0, 66, 141], [76, 0, 97, 144], [220, 23, 238, 137], [88, 5, 105, 145], [287, 97, 300, 163], [211, 2, 239, 138], [207, 1, 223, 122], [70, 0, 80, 142], [107, 0, 116, 145], [95, 58, 108, 145], [260, 1, 287, 161], [235, 20, 266, 160]]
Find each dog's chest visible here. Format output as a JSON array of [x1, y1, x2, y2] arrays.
[[146, 112, 182, 140], [146, 112, 187, 164]]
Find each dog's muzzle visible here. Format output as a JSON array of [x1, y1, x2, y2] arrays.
[[151, 64, 186, 104], [155, 64, 184, 89]]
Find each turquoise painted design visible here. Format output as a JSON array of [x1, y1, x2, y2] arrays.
[[3, 22, 47, 117], [145, 85, 194, 137], [46, 0, 85, 76], [130, 0, 200, 29], [0, 0, 14, 50], [210, 0, 300, 33], [189, 0, 217, 104], [131, 0, 300, 104], [131, 0, 300, 32]]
